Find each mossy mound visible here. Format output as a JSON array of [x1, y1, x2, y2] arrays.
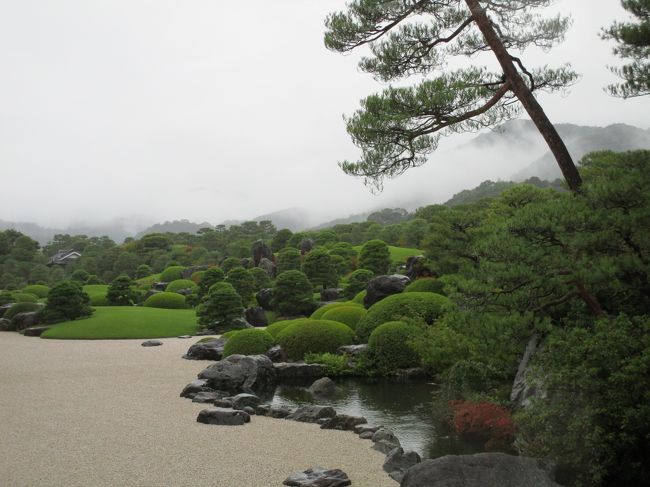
[[10, 292, 39, 303], [404, 277, 446, 295], [276, 319, 355, 361], [160, 266, 185, 282], [165, 279, 198, 294], [352, 290, 367, 305], [310, 302, 363, 320], [265, 319, 309, 338], [368, 320, 423, 371], [321, 306, 367, 331], [356, 292, 451, 342], [4, 302, 42, 321], [223, 329, 275, 357], [143, 291, 186, 309], [21, 285, 50, 298]]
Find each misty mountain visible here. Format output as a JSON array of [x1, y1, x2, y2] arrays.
[[0, 220, 133, 246], [470, 121, 650, 181], [135, 220, 214, 239], [250, 207, 312, 232]]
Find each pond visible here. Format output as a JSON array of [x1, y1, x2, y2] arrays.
[[271, 378, 485, 459]]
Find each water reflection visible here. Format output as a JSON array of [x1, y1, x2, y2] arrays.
[[271, 378, 483, 459]]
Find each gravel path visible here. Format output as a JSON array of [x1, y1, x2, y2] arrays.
[[0, 333, 395, 487]]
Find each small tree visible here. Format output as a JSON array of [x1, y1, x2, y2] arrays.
[[135, 264, 152, 279], [107, 275, 137, 306], [359, 239, 391, 276], [271, 228, 293, 252], [302, 248, 339, 289], [344, 269, 374, 299], [71, 269, 90, 283], [603, 0, 650, 98], [196, 282, 243, 328], [42, 280, 93, 323], [272, 270, 315, 316], [221, 257, 242, 274], [277, 247, 302, 274], [325, 0, 582, 192], [197, 267, 225, 298], [225, 267, 257, 305], [250, 266, 272, 291]]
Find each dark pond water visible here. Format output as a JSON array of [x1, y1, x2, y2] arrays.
[[270, 378, 484, 459]]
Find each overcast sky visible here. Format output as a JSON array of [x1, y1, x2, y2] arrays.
[[1, 0, 647, 229]]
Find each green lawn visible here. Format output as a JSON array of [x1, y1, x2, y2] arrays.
[[41, 306, 198, 339], [353, 245, 424, 264]]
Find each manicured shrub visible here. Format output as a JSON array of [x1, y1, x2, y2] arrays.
[[42, 281, 93, 323], [356, 292, 451, 342], [10, 292, 38, 303], [311, 302, 360, 320], [223, 329, 275, 357], [196, 283, 243, 328], [302, 248, 338, 289], [221, 257, 242, 274], [266, 319, 309, 338], [276, 319, 355, 360], [277, 247, 301, 274], [106, 275, 137, 306], [352, 290, 367, 304], [0, 291, 13, 306], [359, 239, 390, 276], [249, 267, 272, 291], [198, 267, 225, 297], [159, 266, 185, 282], [135, 264, 153, 279], [165, 279, 198, 294], [368, 320, 423, 371], [4, 302, 42, 321], [225, 267, 256, 305], [190, 271, 205, 284], [404, 277, 446, 295], [329, 242, 358, 273], [221, 330, 241, 340], [321, 306, 367, 331], [272, 270, 315, 316], [71, 269, 90, 283], [21, 285, 50, 298], [344, 269, 374, 299], [143, 291, 186, 309]]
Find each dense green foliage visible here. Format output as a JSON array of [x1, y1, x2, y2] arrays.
[[249, 266, 272, 291], [276, 319, 355, 360], [304, 352, 352, 376], [225, 267, 256, 305], [265, 319, 306, 338], [272, 270, 314, 316], [197, 267, 225, 298], [196, 282, 243, 328], [368, 320, 423, 372], [302, 248, 338, 289], [159, 266, 185, 282], [222, 329, 275, 357], [42, 307, 197, 339], [352, 290, 366, 304], [358, 239, 390, 275], [321, 306, 367, 331], [10, 292, 38, 303], [276, 247, 301, 274], [404, 277, 446, 295], [42, 280, 93, 323], [344, 269, 374, 299], [165, 279, 198, 294], [21, 284, 50, 298], [311, 301, 362, 320], [356, 291, 451, 341], [143, 291, 186, 309], [3, 302, 42, 321], [107, 275, 138, 306]]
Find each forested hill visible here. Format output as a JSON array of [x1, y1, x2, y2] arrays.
[[443, 178, 565, 207]]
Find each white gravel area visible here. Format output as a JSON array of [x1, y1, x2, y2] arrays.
[[0, 333, 396, 487]]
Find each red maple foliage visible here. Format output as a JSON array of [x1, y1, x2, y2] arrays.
[[449, 400, 516, 442]]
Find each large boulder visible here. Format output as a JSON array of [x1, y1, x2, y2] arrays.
[[183, 338, 226, 361], [299, 238, 314, 255], [231, 393, 261, 410], [372, 428, 401, 454], [244, 307, 268, 327], [258, 257, 277, 279], [12, 312, 40, 332], [274, 363, 327, 383], [404, 256, 434, 280], [400, 453, 561, 487], [320, 288, 343, 302], [196, 407, 250, 426], [283, 467, 351, 487], [266, 345, 287, 363], [0, 318, 14, 331], [287, 405, 337, 423], [308, 377, 337, 397], [364, 275, 411, 308], [22, 326, 50, 337], [208, 317, 252, 335], [256, 288, 274, 310], [180, 379, 212, 398], [337, 344, 368, 358], [252, 240, 273, 267], [198, 354, 276, 394], [383, 447, 421, 483], [320, 414, 367, 431]]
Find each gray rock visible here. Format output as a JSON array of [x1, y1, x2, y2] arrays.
[[198, 354, 276, 394], [152, 282, 168, 292], [0, 318, 14, 331], [208, 317, 252, 335], [196, 407, 250, 426], [268, 405, 294, 419], [382, 447, 421, 482], [21, 326, 50, 337], [364, 274, 411, 307], [252, 240, 273, 267], [12, 312, 40, 331], [400, 452, 561, 487], [242, 406, 255, 415], [299, 238, 314, 255], [183, 338, 226, 361], [177, 335, 192, 339], [320, 288, 343, 302], [287, 405, 337, 423], [283, 467, 351, 487], [255, 288, 274, 310], [244, 307, 268, 328], [359, 431, 375, 439], [372, 427, 399, 443], [256, 404, 270, 416], [231, 393, 261, 410], [354, 424, 381, 434], [395, 367, 427, 380], [274, 362, 326, 383], [141, 340, 163, 347], [258, 257, 277, 279], [337, 344, 368, 358], [214, 398, 233, 408], [372, 428, 401, 454], [191, 391, 224, 403], [320, 414, 367, 431], [266, 345, 287, 363], [404, 255, 433, 280], [308, 377, 337, 397], [180, 379, 211, 398]]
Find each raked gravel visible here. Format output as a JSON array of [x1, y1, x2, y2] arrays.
[[0, 333, 395, 487]]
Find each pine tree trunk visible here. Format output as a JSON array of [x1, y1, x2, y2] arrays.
[[465, 0, 583, 193]]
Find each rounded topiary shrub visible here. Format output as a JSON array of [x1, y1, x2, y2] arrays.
[[359, 239, 390, 276], [165, 279, 198, 294], [404, 277, 446, 295], [190, 271, 205, 284], [21, 285, 50, 298], [143, 291, 186, 309], [223, 329, 275, 357], [344, 269, 374, 300], [368, 320, 423, 371], [266, 318, 310, 338], [276, 319, 355, 361], [10, 292, 39, 303], [352, 290, 367, 305], [159, 266, 185, 283], [321, 306, 367, 331], [311, 302, 363, 320], [272, 270, 315, 316], [356, 292, 451, 342], [4, 302, 42, 321]]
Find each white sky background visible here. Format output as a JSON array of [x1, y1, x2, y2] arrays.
[[0, 0, 648, 229]]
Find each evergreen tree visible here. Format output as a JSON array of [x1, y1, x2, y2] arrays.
[[106, 275, 137, 306], [225, 266, 256, 305], [42, 281, 92, 323], [272, 270, 315, 316], [277, 247, 301, 274], [302, 248, 339, 289], [359, 239, 390, 276], [196, 282, 243, 328], [197, 267, 225, 298]]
